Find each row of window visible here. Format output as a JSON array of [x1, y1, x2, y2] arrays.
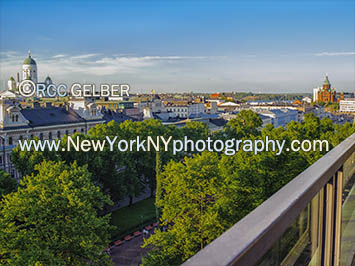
[[6, 128, 86, 145], [11, 115, 19, 122], [167, 108, 188, 112]]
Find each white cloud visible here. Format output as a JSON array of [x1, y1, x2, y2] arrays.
[[52, 54, 66, 58], [314, 52, 355, 56], [70, 53, 99, 60], [0, 51, 353, 92], [0, 51, 210, 84], [0, 50, 19, 59]]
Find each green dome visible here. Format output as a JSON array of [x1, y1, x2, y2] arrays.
[[323, 75, 330, 85], [23, 55, 36, 65]]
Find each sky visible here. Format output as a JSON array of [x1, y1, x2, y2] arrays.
[[0, 0, 354, 93]]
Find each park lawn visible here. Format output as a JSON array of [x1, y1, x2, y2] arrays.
[[110, 197, 157, 241]]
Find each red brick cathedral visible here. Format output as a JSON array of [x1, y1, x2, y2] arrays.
[[317, 75, 337, 103]]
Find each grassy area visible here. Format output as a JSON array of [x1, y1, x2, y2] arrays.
[[110, 197, 157, 241]]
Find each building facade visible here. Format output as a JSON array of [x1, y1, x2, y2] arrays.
[[339, 99, 355, 113], [316, 75, 337, 103], [0, 97, 105, 179]]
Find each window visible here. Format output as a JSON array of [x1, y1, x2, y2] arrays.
[[49, 132, 52, 140], [9, 137, 13, 145], [81, 128, 84, 133], [65, 130, 69, 135], [19, 136, 23, 141], [57, 131, 61, 138], [30, 134, 34, 139], [15, 115, 18, 122], [73, 129, 77, 134], [40, 133, 43, 140]]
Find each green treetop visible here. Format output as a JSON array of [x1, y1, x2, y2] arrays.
[[0, 160, 114, 266]]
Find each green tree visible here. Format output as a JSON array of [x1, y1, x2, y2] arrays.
[[181, 121, 209, 142], [143, 152, 257, 265], [0, 161, 113, 265], [0, 170, 17, 198], [11, 136, 58, 177], [224, 110, 262, 139]]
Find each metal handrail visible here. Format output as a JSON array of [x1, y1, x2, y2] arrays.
[[183, 133, 355, 266]]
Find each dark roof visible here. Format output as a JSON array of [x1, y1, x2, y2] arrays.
[[102, 110, 137, 123], [21, 106, 85, 127], [2, 125, 30, 130], [209, 118, 227, 127], [153, 112, 183, 122]]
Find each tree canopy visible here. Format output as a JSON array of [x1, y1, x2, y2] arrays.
[[0, 170, 17, 198], [0, 161, 113, 266], [7, 111, 355, 265]]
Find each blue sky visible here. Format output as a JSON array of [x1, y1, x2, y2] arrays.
[[0, 0, 354, 93]]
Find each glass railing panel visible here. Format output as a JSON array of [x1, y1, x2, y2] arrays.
[[257, 192, 323, 266], [340, 151, 355, 266]]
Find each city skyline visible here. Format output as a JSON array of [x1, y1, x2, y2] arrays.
[[0, 0, 354, 93]]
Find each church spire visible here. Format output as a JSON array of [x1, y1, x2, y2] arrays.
[[28, 49, 31, 57]]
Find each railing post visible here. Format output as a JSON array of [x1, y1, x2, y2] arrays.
[[321, 167, 344, 266], [323, 175, 335, 266], [311, 192, 321, 265], [333, 168, 343, 266]]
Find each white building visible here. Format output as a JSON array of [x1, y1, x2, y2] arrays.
[[340, 99, 355, 113], [302, 96, 312, 104], [188, 103, 205, 117], [218, 102, 240, 112], [138, 97, 165, 113], [69, 98, 104, 122], [7, 77, 16, 91], [165, 105, 189, 118], [0, 96, 105, 179], [257, 109, 298, 128], [313, 87, 320, 102], [22, 50, 38, 83], [7, 50, 53, 92], [164, 103, 205, 118]]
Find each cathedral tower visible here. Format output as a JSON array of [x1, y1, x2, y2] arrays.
[[22, 50, 38, 83]]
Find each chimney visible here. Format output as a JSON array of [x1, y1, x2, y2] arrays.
[[63, 103, 70, 111]]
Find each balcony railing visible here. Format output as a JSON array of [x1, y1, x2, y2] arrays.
[[183, 133, 355, 266]]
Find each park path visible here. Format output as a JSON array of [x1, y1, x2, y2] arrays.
[[110, 234, 148, 266], [107, 186, 154, 266]]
